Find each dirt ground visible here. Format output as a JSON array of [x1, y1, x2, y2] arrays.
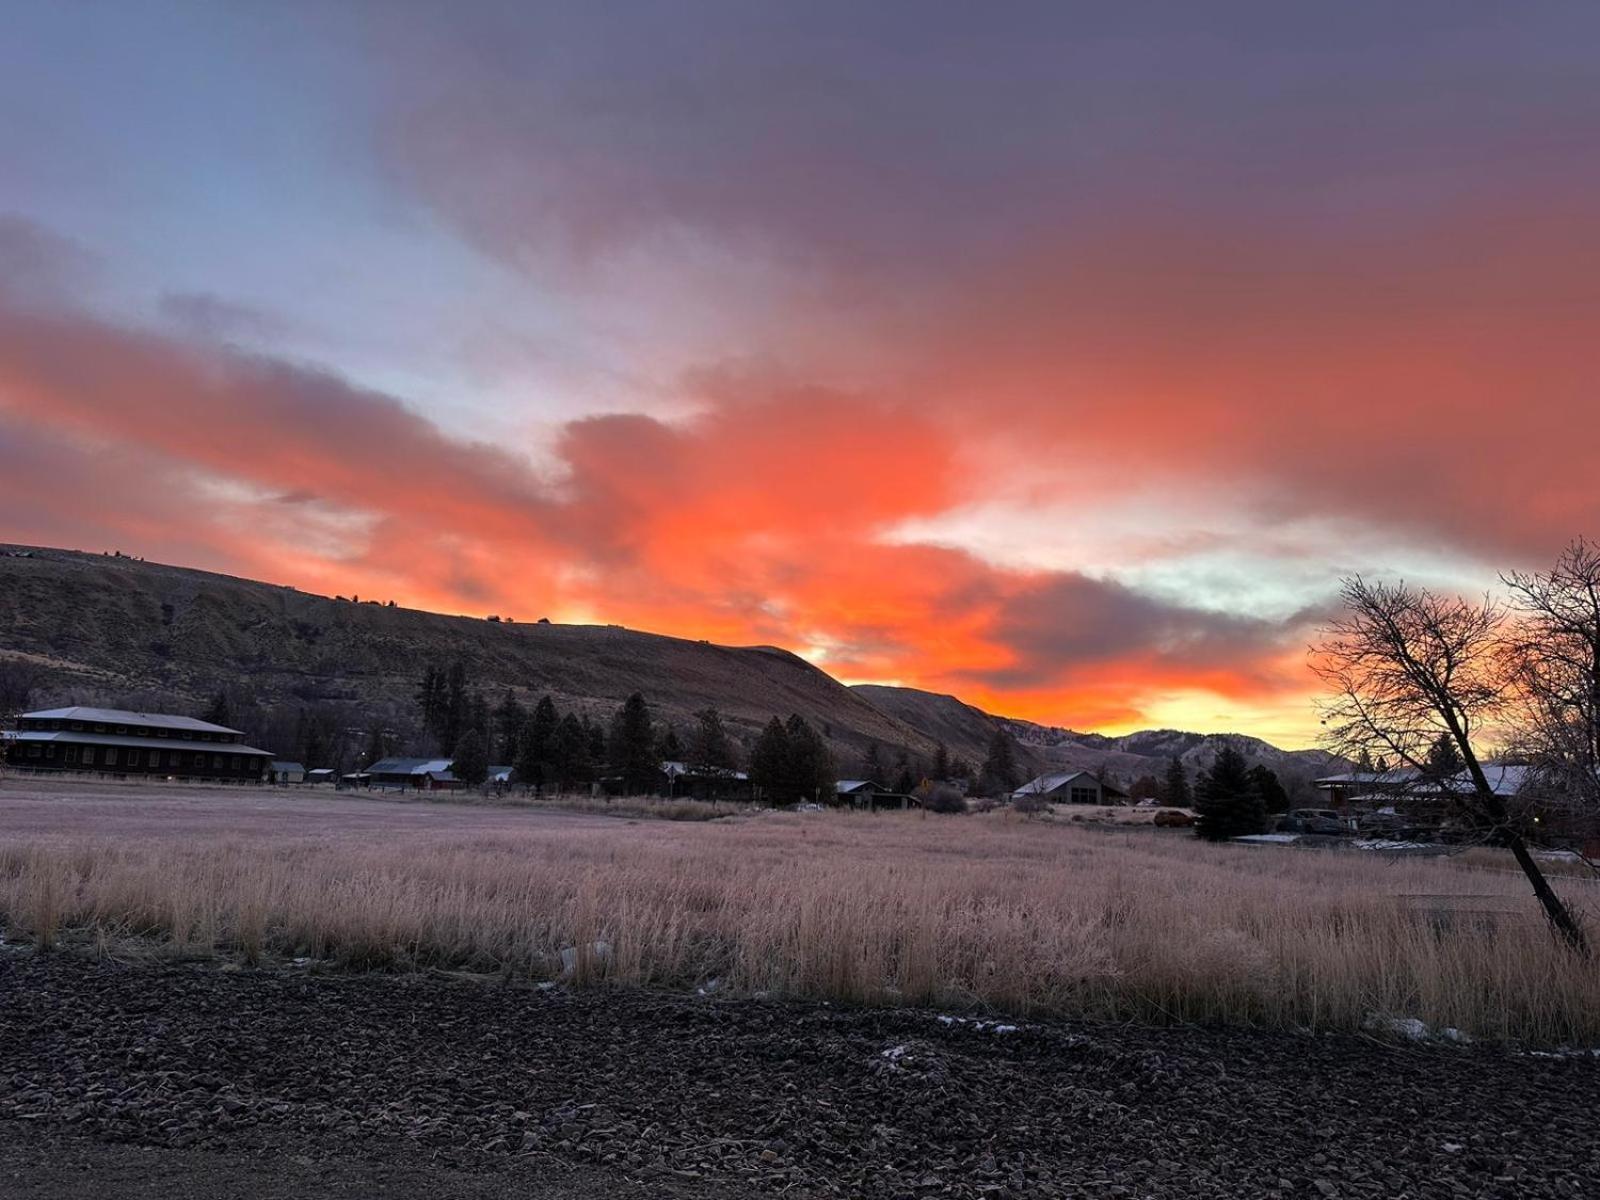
[[3, 953, 1597, 1200]]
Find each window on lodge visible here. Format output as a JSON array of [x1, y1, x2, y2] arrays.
[[1069, 786, 1098, 804], [106, 748, 119, 766], [85, 748, 97, 766], [126, 750, 141, 767], [192, 753, 205, 767]]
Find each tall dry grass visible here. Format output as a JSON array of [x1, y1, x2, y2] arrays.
[[2, 801, 1598, 1043]]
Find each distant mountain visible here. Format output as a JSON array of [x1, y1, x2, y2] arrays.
[[853, 683, 1346, 798], [0, 545, 1344, 794], [0, 546, 936, 763]]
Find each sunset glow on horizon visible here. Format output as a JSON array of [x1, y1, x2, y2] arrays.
[[5, 4, 1600, 747]]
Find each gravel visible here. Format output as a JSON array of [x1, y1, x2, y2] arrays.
[[2, 954, 1597, 1198]]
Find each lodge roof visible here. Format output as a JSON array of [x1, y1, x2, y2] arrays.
[[20, 706, 246, 736]]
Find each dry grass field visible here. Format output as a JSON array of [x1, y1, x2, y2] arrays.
[[3, 779, 1599, 1044]]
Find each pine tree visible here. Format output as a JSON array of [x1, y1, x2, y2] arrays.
[[658, 726, 685, 763], [201, 690, 232, 729], [513, 695, 559, 788], [1159, 758, 1191, 807], [415, 666, 444, 741], [438, 661, 468, 754], [585, 716, 607, 765], [749, 717, 792, 804], [468, 691, 490, 757], [1426, 731, 1464, 781], [1246, 764, 1290, 814], [493, 690, 526, 764], [860, 740, 884, 781], [552, 713, 592, 789], [608, 693, 657, 793], [785, 713, 834, 805], [1193, 744, 1265, 841], [979, 730, 1021, 795], [362, 725, 390, 769], [892, 747, 916, 794], [688, 707, 737, 776], [932, 741, 951, 782], [449, 728, 489, 787], [1130, 773, 1161, 802]]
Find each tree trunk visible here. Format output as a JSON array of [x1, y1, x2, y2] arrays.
[[1502, 824, 1587, 952], [1461, 750, 1587, 952]]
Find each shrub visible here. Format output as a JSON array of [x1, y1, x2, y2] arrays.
[[922, 783, 967, 814]]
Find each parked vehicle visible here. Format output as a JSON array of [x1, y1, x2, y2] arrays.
[[1278, 808, 1347, 835]]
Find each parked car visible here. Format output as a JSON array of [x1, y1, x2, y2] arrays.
[[1278, 808, 1347, 835]]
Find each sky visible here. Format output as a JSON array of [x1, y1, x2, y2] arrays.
[[3, 2, 1599, 747]]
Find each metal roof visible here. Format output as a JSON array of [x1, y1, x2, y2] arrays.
[[665, 760, 749, 780], [367, 757, 453, 776], [21, 706, 246, 736], [1314, 763, 1527, 798], [270, 761, 307, 772], [7, 730, 274, 756], [1013, 771, 1093, 794], [1014, 771, 1129, 798], [835, 779, 883, 792]]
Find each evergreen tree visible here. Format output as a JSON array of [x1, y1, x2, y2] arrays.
[[513, 695, 559, 788], [658, 726, 685, 763], [608, 693, 657, 793], [1193, 744, 1266, 841], [552, 713, 592, 789], [748, 717, 792, 804], [860, 740, 884, 780], [201, 690, 233, 729], [1130, 773, 1161, 802], [978, 730, 1021, 795], [362, 724, 390, 769], [932, 741, 951, 782], [468, 691, 490, 757], [1159, 757, 1191, 807], [443, 661, 469, 753], [1246, 763, 1290, 814], [449, 728, 489, 787], [415, 666, 445, 741], [1426, 731, 1464, 780], [585, 716, 608, 764], [296, 708, 333, 769], [688, 707, 737, 776], [785, 713, 835, 805], [493, 690, 526, 763]]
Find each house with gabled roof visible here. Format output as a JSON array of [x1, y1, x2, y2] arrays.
[[1012, 770, 1129, 806]]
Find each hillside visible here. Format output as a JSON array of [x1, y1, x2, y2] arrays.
[[852, 683, 1345, 796], [0, 546, 936, 762]]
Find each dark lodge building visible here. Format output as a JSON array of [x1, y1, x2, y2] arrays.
[[2, 706, 275, 781]]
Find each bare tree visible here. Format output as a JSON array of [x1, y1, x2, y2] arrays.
[[1502, 539, 1600, 838], [1313, 577, 1586, 951]]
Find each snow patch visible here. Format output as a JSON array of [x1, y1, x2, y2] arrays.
[[1363, 1013, 1430, 1040], [935, 1014, 1021, 1034]]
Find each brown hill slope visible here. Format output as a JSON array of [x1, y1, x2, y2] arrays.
[[0, 546, 936, 761]]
